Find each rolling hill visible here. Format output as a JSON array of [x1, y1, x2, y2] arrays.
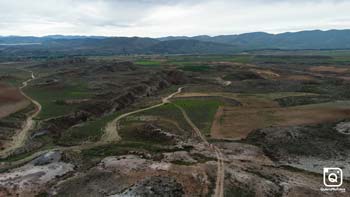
[[1, 29, 350, 57]]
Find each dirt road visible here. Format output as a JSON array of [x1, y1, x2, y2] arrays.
[[0, 88, 183, 169], [0, 86, 225, 197], [0, 70, 42, 158], [173, 101, 225, 197], [101, 87, 183, 143], [103, 87, 225, 196]]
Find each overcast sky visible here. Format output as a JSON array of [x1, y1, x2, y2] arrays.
[[0, 0, 349, 37]]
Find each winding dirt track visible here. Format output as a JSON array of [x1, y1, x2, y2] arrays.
[[104, 87, 225, 196], [0, 86, 225, 196], [173, 102, 225, 197], [0, 88, 184, 169], [102, 87, 183, 143], [0, 70, 42, 158]]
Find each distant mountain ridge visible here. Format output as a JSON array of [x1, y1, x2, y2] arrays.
[[0, 30, 350, 56], [158, 30, 350, 50]]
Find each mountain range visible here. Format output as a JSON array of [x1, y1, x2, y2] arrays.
[[1, 30, 350, 57]]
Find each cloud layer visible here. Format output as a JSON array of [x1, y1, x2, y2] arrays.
[[0, 0, 349, 37]]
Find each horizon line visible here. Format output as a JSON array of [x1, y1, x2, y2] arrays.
[[0, 28, 349, 39]]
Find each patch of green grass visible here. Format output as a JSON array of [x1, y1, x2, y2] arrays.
[[58, 112, 122, 145], [179, 65, 211, 72], [135, 60, 162, 67], [82, 141, 189, 158], [167, 55, 251, 63], [0, 150, 35, 163], [139, 103, 192, 132], [24, 82, 93, 119], [0, 135, 55, 163], [0, 67, 31, 86], [173, 98, 222, 135], [225, 186, 255, 197], [252, 92, 318, 100]]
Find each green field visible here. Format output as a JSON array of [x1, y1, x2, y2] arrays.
[[135, 60, 162, 67], [0, 66, 32, 86], [82, 140, 189, 158], [137, 102, 192, 132], [173, 98, 223, 135], [58, 112, 122, 145], [137, 98, 224, 135], [179, 65, 211, 72], [24, 82, 93, 120]]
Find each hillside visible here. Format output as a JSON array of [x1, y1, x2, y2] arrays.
[[1, 30, 350, 58], [0, 37, 237, 57], [159, 29, 350, 50]]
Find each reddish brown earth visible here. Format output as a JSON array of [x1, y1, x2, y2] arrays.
[[0, 83, 30, 118]]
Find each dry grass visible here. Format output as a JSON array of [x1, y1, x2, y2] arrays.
[[211, 101, 350, 139], [285, 75, 315, 81], [309, 66, 350, 73], [177, 92, 350, 139]]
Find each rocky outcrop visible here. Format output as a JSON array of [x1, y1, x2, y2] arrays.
[[41, 111, 90, 137], [116, 176, 185, 197], [246, 123, 350, 175], [82, 69, 188, 116], [35, 69, 188, 141], [335, 121, 350, 134]]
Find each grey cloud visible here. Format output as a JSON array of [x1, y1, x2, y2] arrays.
[[0, 0, 349, 36]]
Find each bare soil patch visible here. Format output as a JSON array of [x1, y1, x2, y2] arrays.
[[210, 106, 224, 138], [250, 69, 280, 79], [0, 83, 30, 118]]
